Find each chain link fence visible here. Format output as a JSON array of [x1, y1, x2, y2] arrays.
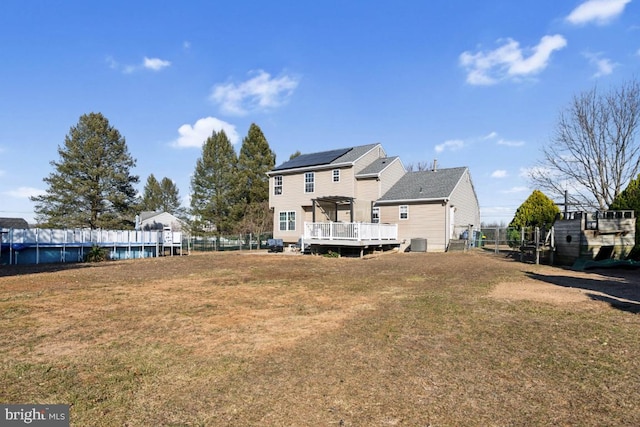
[[184, 233, 273, 252], [480, 226, 553, 264]]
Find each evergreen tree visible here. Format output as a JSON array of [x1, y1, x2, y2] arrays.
[[289, 150, 301, 160], [610, 174, 640, 259], [235, 124, 276, 236], [140, 174, 163, 211], [237, 123, 276, 205], [190, 130, 240, 235], [509, 190, 560, 229], [159, 177, 184, 216], [140, 175, 185, 216], [31, 112, 139, 229]]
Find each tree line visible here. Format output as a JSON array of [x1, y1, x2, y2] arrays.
[[30, 78, 640, 256], [31, 113, 275, 237]]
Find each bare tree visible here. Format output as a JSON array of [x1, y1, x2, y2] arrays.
[[406, 160, 436, 172], [530, 79, 640, 210]]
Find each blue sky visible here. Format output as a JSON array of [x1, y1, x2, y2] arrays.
[[1, 0, 638, 225]]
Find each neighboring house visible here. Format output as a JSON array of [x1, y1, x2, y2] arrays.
[[136, 211, 184, 232], [267, 143, 480, 252], [0, 217, 29, 229]]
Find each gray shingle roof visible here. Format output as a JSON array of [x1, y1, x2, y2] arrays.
[[271, 144, 379, 172], [356, 156, 400, 177], [0, 217, 29, 229], [377, 167, 467, 202]]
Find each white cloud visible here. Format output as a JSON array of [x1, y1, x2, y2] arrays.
[[566, 0, 631, 25], [171, 117, 239, 148], [497, 138, 525, 147], [211, 70, 300, 116], [491, 170, 508, 178], [483, 131, 498, 140], [435, 139, 464, 153], [4, 186, 45, 198], [107, 56, 171, 74], [106, 56, 118, 70], [459, 35, 567, 85], [502, 186, 529, 194], [584, 52, 618, 77], [143, 57, 171, 71]]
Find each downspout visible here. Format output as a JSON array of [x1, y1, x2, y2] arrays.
[[445, 200, 449, 251]]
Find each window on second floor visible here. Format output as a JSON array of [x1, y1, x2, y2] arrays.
[[332, 169, 340, 183], [305, 172, 315, 193], [274, 175, 283, 195], [399, 205, 408, 220]]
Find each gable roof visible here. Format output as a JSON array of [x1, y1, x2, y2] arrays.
[[376, 167, 468, 203], [356, 156, 401, 178], [139, 211, 165, 222], [0, 217, 29, 229], [270, 143, 380, 173]]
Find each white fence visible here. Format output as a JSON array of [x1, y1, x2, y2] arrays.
[[303, 222, 398, 242]]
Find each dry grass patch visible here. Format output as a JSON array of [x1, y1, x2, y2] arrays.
[[1, 251, 640, 426]]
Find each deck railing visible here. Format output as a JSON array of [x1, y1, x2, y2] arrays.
[[1, 228, 182, 247], [303, 222, 398, 242]]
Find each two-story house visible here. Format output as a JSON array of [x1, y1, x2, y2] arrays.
[[267, 143, 480, 253]]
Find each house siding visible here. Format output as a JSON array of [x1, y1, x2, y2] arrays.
[[353, 145, 386, 174], [355, 178, 379, 222], [448, 169, 481, 237], [378, 202, 447, 252], [380, 159, 406, 195]]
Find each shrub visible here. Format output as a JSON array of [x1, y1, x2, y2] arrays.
[[85, 245, 109, 262]]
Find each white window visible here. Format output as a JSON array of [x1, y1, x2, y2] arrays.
[[274, 175, 283, 195], [372, 207, 380, 223], [332, 169, 340, 183], [279, 211, 296, 231], [305, 172, 315, 193], [399, 205, 408, 220]]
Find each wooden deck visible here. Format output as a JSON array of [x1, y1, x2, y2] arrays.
[[302, 222, 400, 256]]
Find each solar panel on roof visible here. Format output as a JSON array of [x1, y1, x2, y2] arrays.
[[272, 147, 352, 171]]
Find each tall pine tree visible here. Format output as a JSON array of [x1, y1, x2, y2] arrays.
[[237, 123, 276, 205], [32, 112, 139, 229], [140, 174, 163, 211], [190, 130, 240, 235], [236, 124, 276, 235], [159, 177, 184, 217], [140, 174, 184, 216]]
